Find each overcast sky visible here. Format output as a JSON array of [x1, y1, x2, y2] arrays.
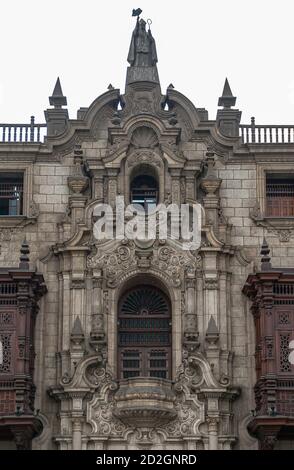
[[1, 0, 294, 125]]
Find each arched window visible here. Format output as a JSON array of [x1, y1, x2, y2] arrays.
[[130, 173, 158, 211], [118, 285, 171, 379]]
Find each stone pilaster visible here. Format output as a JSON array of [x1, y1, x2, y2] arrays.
[[107, 169, 119, 207], [170, 168, 182, 205]]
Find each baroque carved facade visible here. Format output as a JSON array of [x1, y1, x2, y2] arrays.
[[0, 15, 294, 450]]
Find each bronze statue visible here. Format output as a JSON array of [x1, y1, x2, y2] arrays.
[[127, 17, 158, 67]]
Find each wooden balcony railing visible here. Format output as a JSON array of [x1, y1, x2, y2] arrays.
[[240, 117, 294, 144], [0, 116, 47, 143]]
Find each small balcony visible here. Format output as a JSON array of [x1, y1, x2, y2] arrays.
[[113, 377, 177, 427]]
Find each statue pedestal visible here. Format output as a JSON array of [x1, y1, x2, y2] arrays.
[[126, 66, 160, 86]]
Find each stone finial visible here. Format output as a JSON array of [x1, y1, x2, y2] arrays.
[[19, 239, 30, 270], [218, 78, 236, 108], [70, 316, 85, 349], [205, 149, 216, 177], [260, 238, 272, 271], [216, 78, 241, 137], [107, 84, 115, 90], [71, 316, 84, 336], [207, 316, 219, 335], [49, 77, 67, 108], [205, 316, 219, 345], [201, 150, 222, 197], [111, 111, 121, 126], [45, 77, 69, 136], [168, 83, 175, 89], [68, 145, 89, 194]]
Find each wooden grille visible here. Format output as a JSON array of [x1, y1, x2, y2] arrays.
[[0, 175, 23, 216], [266, 179, 294, 217], [118, 286, 171, 379]]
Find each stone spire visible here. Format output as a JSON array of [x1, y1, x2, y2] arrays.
[[260, 238, 272, 271], [216, 78, 241, 138], [70, 316, 85, 355], [71, 316, 84, 337], [45, 77, 69, 137], [19, 239, 30, 270], [49, 77, 67, 108], [126, 11, 160, 87], [218, 78, 236, 108], [205, 316, 220, 347]]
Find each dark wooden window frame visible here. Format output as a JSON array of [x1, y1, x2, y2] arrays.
[[266, 174, 294, 217], [0, 172, 24, 216], [118, 285, 171, 380]]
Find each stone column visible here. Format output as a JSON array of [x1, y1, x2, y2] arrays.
[[183, 170, 197, 201], [90, 274, 106, 358], [219, 269, 230, 351], [71, 280, 85, 322], [107, 169, 119, 207], [92, 275, 103, 324], [207, 417, 219, 450], [202, 249, 219, 329], [72, 420, 82, 450], [196, 272, 204, 342], [183, 277, 199, 353], [170, 168, 182, 205], [70, 392, 85, 450], [93, 169, 105, 200], [62, 270, 71, 352]]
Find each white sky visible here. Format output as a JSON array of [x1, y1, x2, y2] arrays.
[[1, 0, 294, 125]]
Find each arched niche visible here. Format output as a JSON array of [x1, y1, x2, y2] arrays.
[[129, 164, 159, 211], [123, 125, 164, 205], [125, 155, 164, 205]]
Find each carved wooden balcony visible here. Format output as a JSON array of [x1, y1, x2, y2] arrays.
[[243, 242, 294, 449], [0, 243, 47, 449]]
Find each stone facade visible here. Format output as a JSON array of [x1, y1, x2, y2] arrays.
[[0, 16, 294, 450]]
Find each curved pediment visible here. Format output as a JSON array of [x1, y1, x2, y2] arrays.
[[166, 88, 201, 131], [44, 88, 121, 149]]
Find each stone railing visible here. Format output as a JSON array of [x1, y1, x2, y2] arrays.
[[0, 116, 47, 143], [240, 117, 294, 144]]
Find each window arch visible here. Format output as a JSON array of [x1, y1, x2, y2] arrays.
[[118, 285, 171, 379], [130, 165, 159, 211]]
